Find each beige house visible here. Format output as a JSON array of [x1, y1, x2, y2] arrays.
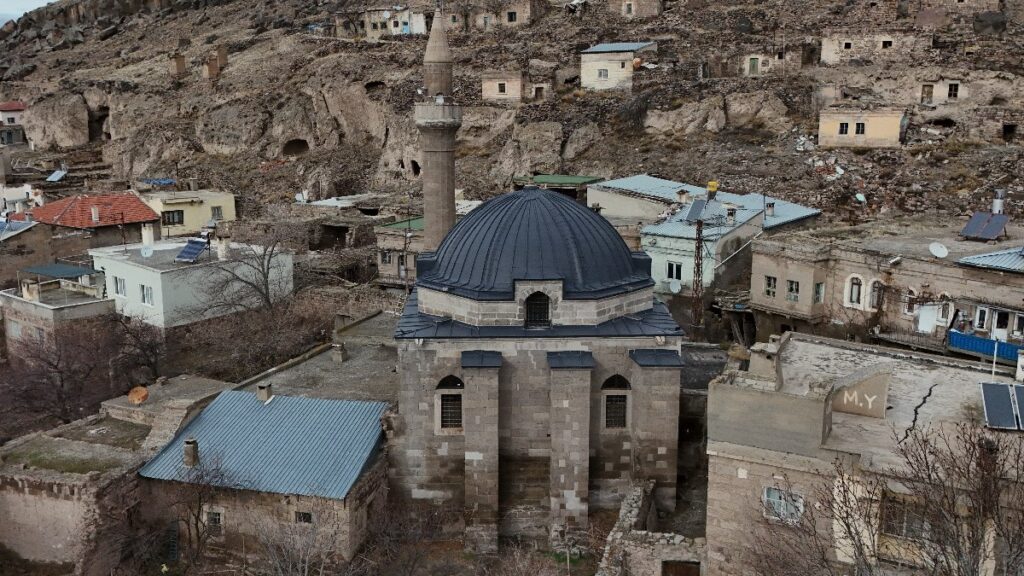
[[374, 216, 424, 287], [817, 106, 907, 148], [336, 5, 430, 39], [137, 188, 236, 237], [460, 0, 545, 31], [820, 31, 926, 65], [610, 0, 662, 18], [742, 213, 1024, 363], [481, 71, 550, 103], [580, 42, 657, 91], [706, 332, 1022, 576]]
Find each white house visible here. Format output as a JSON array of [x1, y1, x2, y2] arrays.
[[89, 237, 293, 329]]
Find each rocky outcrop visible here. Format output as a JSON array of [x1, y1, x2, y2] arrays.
[[644, 91, 791, 136], [493, 121, 563, 182], [724, 91, 792, 132], [22, 94, 90, 149], [645, 96, 727, 136]]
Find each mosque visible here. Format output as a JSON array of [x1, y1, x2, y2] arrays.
[[390, 13, 686, 552]]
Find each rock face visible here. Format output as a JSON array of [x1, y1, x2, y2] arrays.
[[493, 122, 563, 181], [644, 91, 790, 136], [724, 91, 792, 132], [645, 96, 727, 136], [22, 94, 90, 149]]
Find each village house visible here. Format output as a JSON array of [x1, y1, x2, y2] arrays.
[[705, 332, 1022, 576], [481, 70, 552, 103], [0, 101, 28, 146], [0, 263, 113, 358], [373, 201, 480, 288], [139, 389, 389, 563], [88, 237, 293, 331], [335, 5, 430, 39], [0, 375, 232, 573], [452, 0, 546, 31], [136, 188, 236, 237], [741, 205, 1024, 366], [580, 42, 657, 91], [817, 105, 908, 148], [819, 30, 928, 66], [610, 0, 662, 19]]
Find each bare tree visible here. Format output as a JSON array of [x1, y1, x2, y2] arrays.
[[168, 457, 233, 575], [111, 313, 167, 382], [247, 496, 348, 576], [754, 423, 1024, 576]]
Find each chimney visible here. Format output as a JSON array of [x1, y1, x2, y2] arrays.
[[141, 223, 155, 249], [257, 383, 273, 402], [765, 201, 776, 218], [726, 206, 737, 225], [215, 237, 230, 261], [188, 177, 199, 191], [707, 180, 719, 202], [14, 200, 24, 214], [676, 190, 689, 204], [183, 437, 199, 468], [20, 280, 40, 302], [993, 189, 1006, 215], [1017, 349, 1024, 382], [91, 205, 100, 223]]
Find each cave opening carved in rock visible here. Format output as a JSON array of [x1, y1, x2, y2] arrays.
[[282, 138, 310, 157], [88, 106, 111, 142]]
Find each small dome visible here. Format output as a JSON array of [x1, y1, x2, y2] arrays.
[[417, 187, 654, 300]]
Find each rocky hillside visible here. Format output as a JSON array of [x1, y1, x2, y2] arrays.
[[2, 0, 1023, 219]]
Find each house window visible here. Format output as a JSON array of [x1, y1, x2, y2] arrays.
[[813, 282, 825, 304], [881, 496, 929, 540], [921, 84, 934, 104], [141, 284, 154, 306], [392, 20, 399, 28], [295, 511, 313, 524], [625, 2, 633, 14], [437, 376, 464, 431], [843, 41, 852, 49], [5, 117, 14, 124], [371, 22, 378, 29], [380, 250, 392, 264], [847, 277, 863, 306], [839, 122, 849, 135], [667, 261, 683, 281], [869, 281, 884, 310], [977, 307, 989, 330], [211, 206, 224, 220], [525, 292, 551, 328], [451, 15, 457, 23], [882, 40, 893, 48], [602, 375, 630, 430], [763, 487, 804, 523], [948, 83, 959, 99], [620, 61, 627, 69], [114, 276, 126, 297], [497, 82, 507, 94], [506, 11, 517, 22], [905, 289, 916, 314], [162, 210, 184, 226], [855, 122, 866, 135], [598, 69, 609, 79], [786, 280, 799, 302], [206, 511, 223, 537], [764, 275, 777, 298]]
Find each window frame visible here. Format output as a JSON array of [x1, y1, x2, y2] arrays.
[[497, 82, 507, 94], [786, 280, 800, 302], [813, 281, 825, 304], [205, 509, 224, 538], [855, 122, 866, 135], [764, 275, 777, 298], [667, 261, 683, 281], [211, 206, 224, 220], [435, 376, 464, 435], [380, 250, 392, 265], [846, 275, 863, 308], [161, 210, 185, 226], [140, 284, 154, 307], [295, 511, 313, 524], [604, 394, 628, 429], [624, 1, 633, 14], [948, 83, 959, 99], [880, 495, 930, 541], [763, 487, 804, 523], [977, 307, 989, 331], [868, 280, 885, 311], [114, 276, 126, 297], [881, 40, 893, 49], [506, 10, 517, 22], [904, 288, 917, 315], [597, 68, 609, 79], [839, 122, 850, 135], [524, 291, 551, 329]]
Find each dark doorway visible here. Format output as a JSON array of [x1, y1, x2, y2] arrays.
[[1003, 123, 1017, 142], [533, 86, 544, 99], [781, 323, 793, 334], [88, 106, 110, 142], [410, 160, 421, 176], [662, 561, 701, 576], [282, 139, 310, 157]]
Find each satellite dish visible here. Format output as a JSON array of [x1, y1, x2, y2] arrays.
[[855, 193, 867, 203], [382, 10, 391, 18], [141, 245, 154, 258], [128, 386, 149, 405], [669, 279, 682, 294], [929, 242, 949, 259]]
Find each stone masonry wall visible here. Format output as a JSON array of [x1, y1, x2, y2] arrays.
[[0, 473, 96, 563]]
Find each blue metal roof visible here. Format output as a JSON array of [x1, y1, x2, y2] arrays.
[[582, 42, 655, 54], [641, 187, 819, 240], [22, 263, 97, 279], [140, 391, 388, 499], [958, 246, 1024, 274], [396, 290, 682, 340], [547, 351, 596, 369], [629, 349, 685, 367], [597, 174, 690, 202], [462, 350, 503, 368], [140, 178, 177, 186], [0, 220, 36, 241]]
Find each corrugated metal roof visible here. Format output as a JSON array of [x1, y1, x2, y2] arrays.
[[381, 217, 425, 231], [547, 351, 596, 369], [582, 42, 655, 54], [641, 188, 819, 240], [462, 350, 503, 368], [139, 391, 388, 499], [629, 349, 685, 367], [0, 220, 36, 241], [958, 246, 1024, 274], [597, 174, 688, 202], [396, 290, 682, 340], [21, 263, 97, 279]]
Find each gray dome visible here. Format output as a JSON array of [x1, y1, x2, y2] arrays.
[[416, 187, 654, 301]]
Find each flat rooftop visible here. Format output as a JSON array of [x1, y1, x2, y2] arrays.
[[773, 215, 1024, 262], [139, 188, 232, 201], [0, 416, 149, 477], [102, 374, 233, 426], [89, 239, 252, 271]]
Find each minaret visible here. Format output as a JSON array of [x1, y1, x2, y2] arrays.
[[415, 12, 462, 251]]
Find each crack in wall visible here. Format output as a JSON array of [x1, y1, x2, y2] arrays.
[[901, 382, 939, 442]]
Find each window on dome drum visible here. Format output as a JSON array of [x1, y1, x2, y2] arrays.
[[602, 375, 630, 430], [525, 292, 551, 328]]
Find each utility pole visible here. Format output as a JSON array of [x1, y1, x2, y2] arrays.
[[692, 218, 704, 332]]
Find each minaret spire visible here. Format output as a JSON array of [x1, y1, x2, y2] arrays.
[[415, 11, 462, 252]]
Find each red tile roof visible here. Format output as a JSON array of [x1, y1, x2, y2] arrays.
[[0, 101, 26, 112], [30, 193, 159, 229]]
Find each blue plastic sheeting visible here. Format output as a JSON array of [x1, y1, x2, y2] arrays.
[[140, 178, 176, 186], [140, 391, 388, 499], [46, 170, 67, 182], [582, 42, 656, 54]]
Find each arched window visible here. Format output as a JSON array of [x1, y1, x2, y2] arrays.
[[602, 375, 631, 429], [437, 376, 463, 430], [905, 289, 917, 315], [847, 277, 863, 307], [525, 292, 551, 328], [869, 280, 885, 310]]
